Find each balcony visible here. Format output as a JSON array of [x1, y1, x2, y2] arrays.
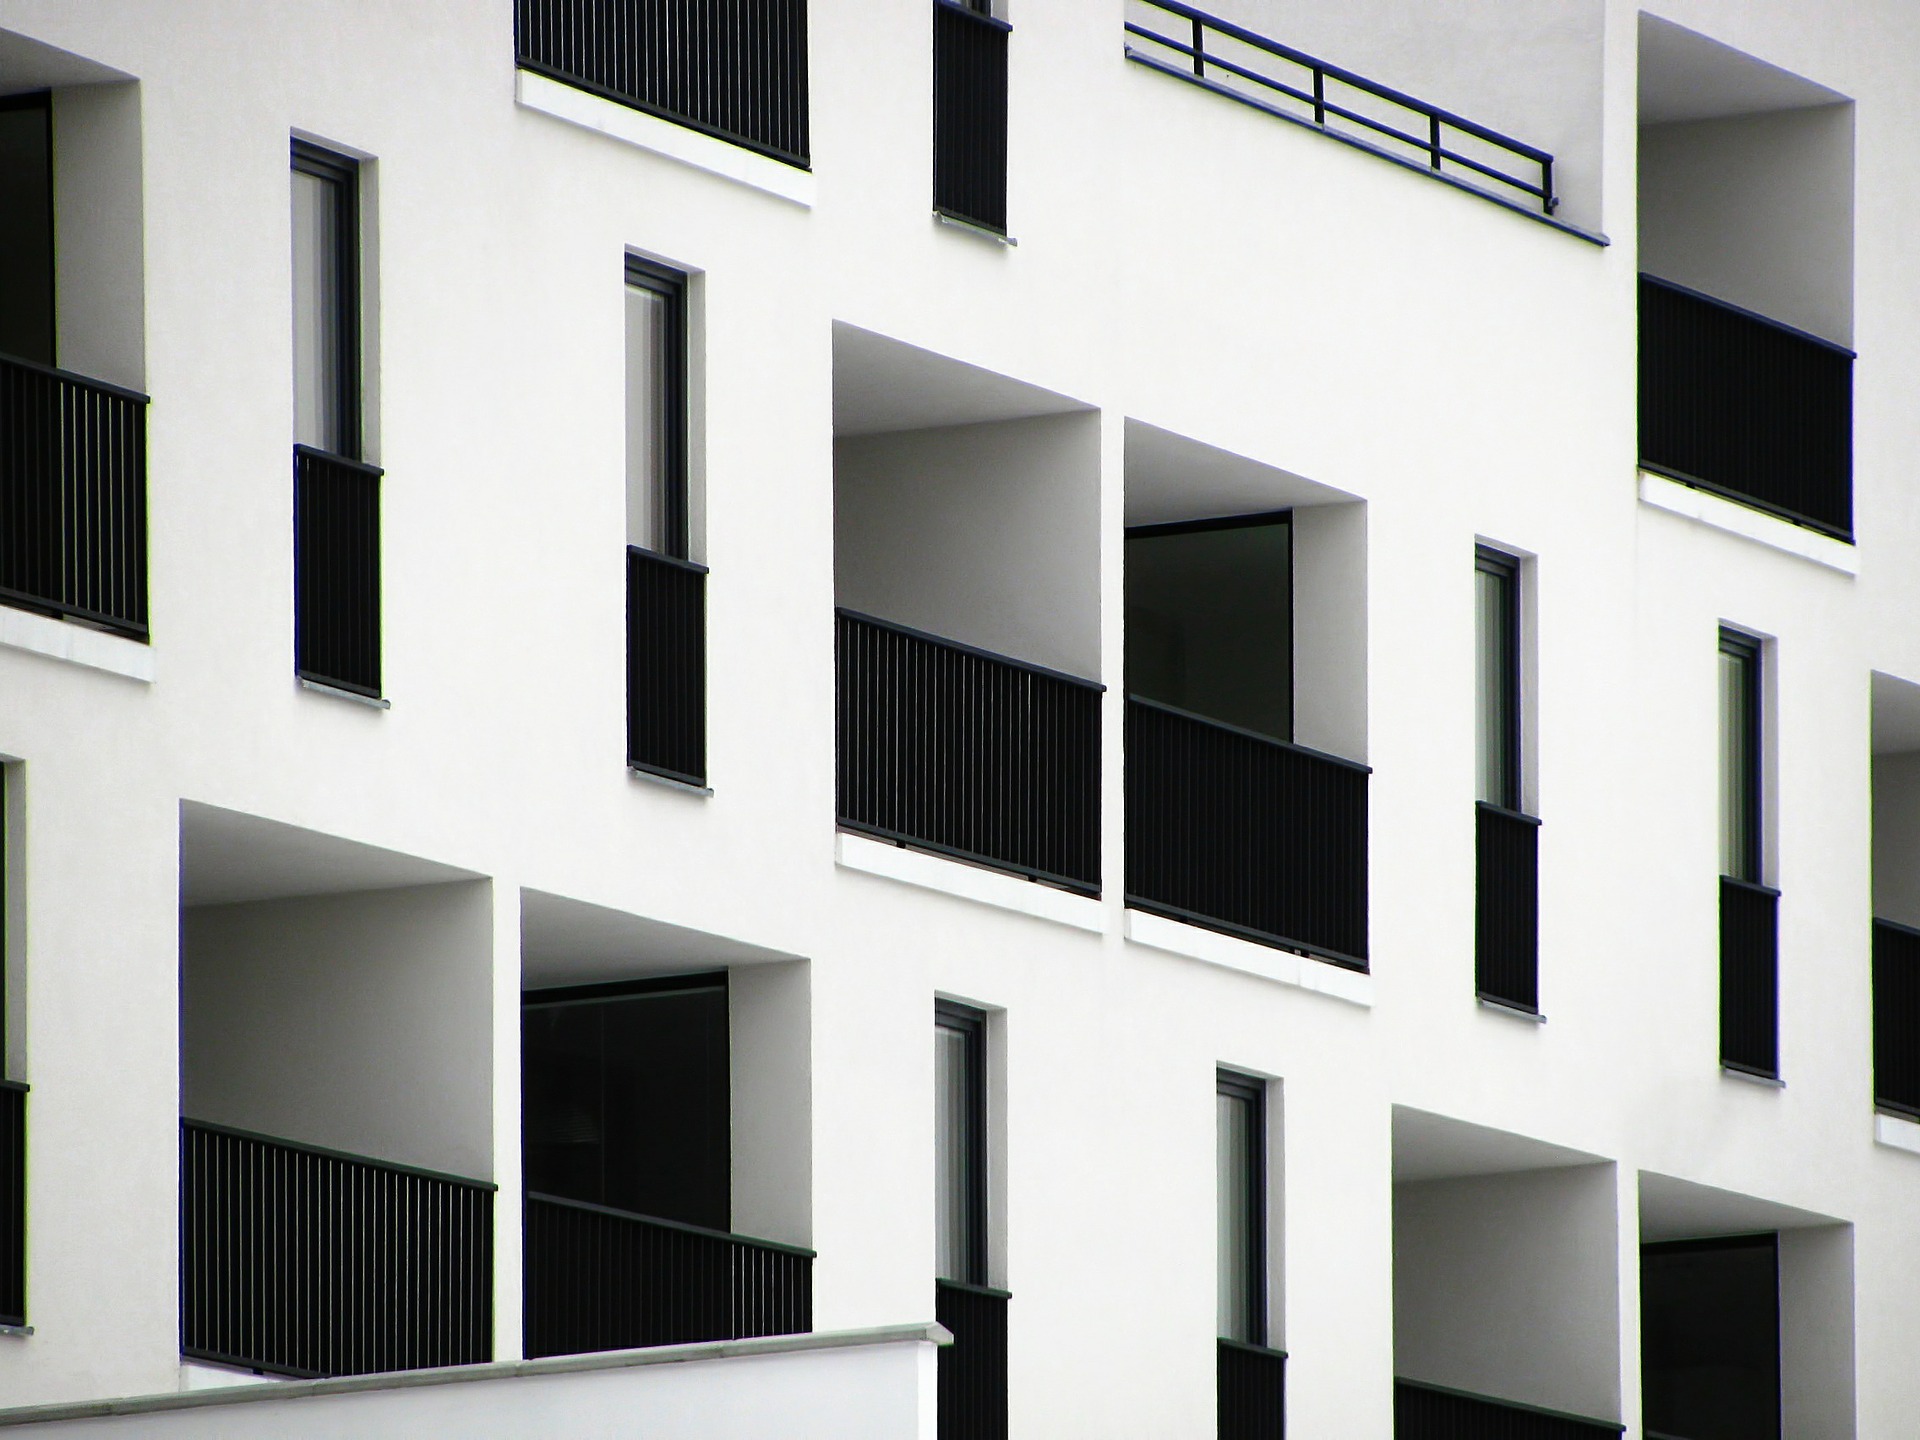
[[933, 1, 1009, 233], [0, 1082, 22, 1328], [627, 545, 708, 786], [1395, 1380, 1623, 1439], [1218, 1339, 1286, 1440], [1638, 276, 1853, 539], [837, 610, 1102, 893], [181, 1120, 494, 1377], [936, 1279, 1008, 1440], [514, 0, 810, 167], [1873, 919, 1920, 1118], [1719, 876, 1779, 1079], [294, 445, 383, 697], [0, 352, 149, 639]]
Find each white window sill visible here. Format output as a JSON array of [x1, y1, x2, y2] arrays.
[[1874, 1111, 1920, 1156], [515, 70, 814, 209], [298, 677, 389, 710], [835, 832, 1106, 934], [0, 606, 152, 682], [1123, 909, 1373, 1008], [1637, 471, 1856, 575]]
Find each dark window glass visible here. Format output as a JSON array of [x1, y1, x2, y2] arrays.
[[1474, 548, 1521, 811], [1126, 514, 1292, 742], [1642, 1235, 1781, 1440], [1719, 629, 1762, 883], [626, 257, 688, 560], [1216, 1070, 1265, 1345], [0, 93, 55, 367], [935, 1001, 987, 1285], [291, 141, 360, 459], [522, 975, 730, 1232]]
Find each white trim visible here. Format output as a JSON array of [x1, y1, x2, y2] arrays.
[[0, 608, 153, 683], [1874, 1111, 1920, 1156], [297, 677, 390, 710], [1637, 471, 1857, 575], [514, 71, 815, 209], [834, 832, 1107, 934], [1123, 909, 1373, 1007], [629, 766, 714, 798]]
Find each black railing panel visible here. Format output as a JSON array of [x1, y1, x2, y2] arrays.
[[1639, 274, 1853, 539], [628, 547, 708, 786], [934, 1, 1010, 233], [524, 1193, 811, 1358], [1124, 0, 1555, 214], [937, 1280, 1008, 1440], [1219, 1339, 1286, 1439], [1720, 876, 1780, 1078], [1395, 1379, 1623, 1439], [836, 610, 1102, 893], [515, 0, 810, 168], [0, 352, 149, 638], [0, 1083, 23, 1328], [1873, 919, 1920, 1117], [1126, 697, 1368, 967], [180, 1120, 493, 1378], [1476, 804, 1540, 1011], [294, 445, 383, 698]]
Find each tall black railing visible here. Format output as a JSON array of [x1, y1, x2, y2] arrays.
[[180, 1120, 494, 1378], [933, 1, 1010, 233], [836, 610, 1102, 893], [628, 547, 709, 786], [1873, 918, 1920, 1118], [1395, 1380, 1624, 1438], [1219, 1339, 1286, 1439], [294, 445, 383, 698], [1639, 274, 1854, 539], [1127, 697, 1368, 968], [0, 352, 149, 638], [1124, 0, 1556, 215], [1720, 876, 1780, 1079], [515, 0, 810, 168], [937, 1280, 1008, 1440], [524, 1192, 812, 1358], [1476, 803, 1541, 1012], [0, 1083, 24, 1328]]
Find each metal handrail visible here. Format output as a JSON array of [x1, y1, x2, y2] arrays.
[[526, 1191, 815, 1259], [836, 608, 1104, 693], [182, 1118, 496, 1192], [1126, 693, 1368, 773]]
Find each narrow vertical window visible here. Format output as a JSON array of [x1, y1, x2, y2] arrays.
[[625, 258, 688, 560], [0, 765, 22, 1330], [1474, 547, 1539, 1012], [934, 1000, 1007, 1440], [1718, 630, 1762, 884], [1216, 1070, 1264, 1346], [291, 142, 359, 459], [0, 92, 55, 368], [1473, 548, 1520, 811], [932, 0, 1011, 234], [1717, 628, 1778, 1077]]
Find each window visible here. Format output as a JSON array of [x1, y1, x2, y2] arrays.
[[291, 141, 360, 460], [1474, 548, 1521, 812], [0, 92, 54, 368], [1474, 547, 1539, 1012], [932, 0, 1011, 233], [1216, 1070, 1265, 1346], [1641, 1235, 1781, 1440], [1718, 629, 1762, 884], [1717, 628, 1777, 1076], [935, 1001, 987, 1286], [625, 258, 689, 560]]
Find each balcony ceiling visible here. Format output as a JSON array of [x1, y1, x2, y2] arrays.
[[832, 322, 1087, 437], [1639, 1170, 1843, 1243], [1392, 1105, 1606, 1183], [1125, 418, 1352, 527], [179, 801, 479, 907], [521, 887, 801, 988], [1639, 15, 1846, 126]]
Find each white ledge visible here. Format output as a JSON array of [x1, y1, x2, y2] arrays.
[[0, 607, 152, 682], [1874, 1111, 1920, 1156], [1124, 909, 1372, 1007], [298, 677, 389, 709], [835, 832, 1106, 934], [515, 70, 814, 208], [1637, 471, 1856, 574]]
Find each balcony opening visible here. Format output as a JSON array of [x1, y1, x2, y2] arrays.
[[832, 322, 1101, 893], [1638, 1172, 1855, 1440], [1869, 673, 1920, 1120], [177, 802, 495, 1379], [1123, 420, 1367, 968], [1637, 16, 1854, 538], [1391, 1109, 1622, 1437], [0, 32, 148, 638], [519, 888, 811, 1359]]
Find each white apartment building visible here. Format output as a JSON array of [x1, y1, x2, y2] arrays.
[[0, 1, 1912, 1435]]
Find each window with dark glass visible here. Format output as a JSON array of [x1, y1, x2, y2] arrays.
[[626, 258, 688, 560], [522, 974, 730, 1230], [0, 92, 55, 368], [1642, 1234, 1781, 1440], [1216, 1070, 1265, 1346], [1474, 548, 1521, 812], [291, 141, 360, 461], [935, 1001, 987, 1286], [1719, 630, 1763, 885], [1717, 628, 1777, 1076], [1473, 547, 1539, 1012]]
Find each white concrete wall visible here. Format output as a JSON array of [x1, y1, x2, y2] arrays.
[[1871, 752, 1920, 927], [51, 80, 145, 390], [1292, 501, 1368, 760], [834, 413, 1102, 678], [1780, 1224, 1856, 1439], [1393, 1166, 1620, 1421], [180, 882, 493, 1179], [1638, 104, 1854, 343], [731, 959, 812, 1248]]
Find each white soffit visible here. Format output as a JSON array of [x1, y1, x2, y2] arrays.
[[0, 28, 133, 91], [1125, 418, 1351, 527], [521, 887, 801, 988], [1392, 1105, 1607, 1183], [832, 322, 1088, 437], [1639, 1170, 1844, 1242], [1638, 15, 1846, 126], [179, 801, 479, 907], [1870, 671, 1920, 756]]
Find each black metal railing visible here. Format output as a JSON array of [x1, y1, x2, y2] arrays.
[[0, 1083, 24, 1328], [1219, 1339, 1286, 1439], [1720, 876, 1780, 1079], [1476, 803, 1541, 1012], [1395, 1380, 1624, 1439], [837, 610, 1102, 893], [628, 546, 708, 786], [937, 1279, 1008, 1440], [0, 352, 149, 638], [523, 1192, 812, 1358], [294, 445, 383, 698], [934, 1, 1010, 233], [1873, 918, 1920, 1118], [1639, 274, 1854, 540], [1124, 0, 1555, 214], [515, 0, 810, 168], [1127, 697, 1368, 968], [180, 1120, 494, 1378]]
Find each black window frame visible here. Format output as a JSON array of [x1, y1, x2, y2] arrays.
[[624, 255, 690, 563], [290, 138, 363, 463], [0, 90, 57, 369], [1719, 627, 1764, 885], [1473, 545, 1523, 814], [935, 1000, 989, 1289], [1215, 1068, 1266, 1349]]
